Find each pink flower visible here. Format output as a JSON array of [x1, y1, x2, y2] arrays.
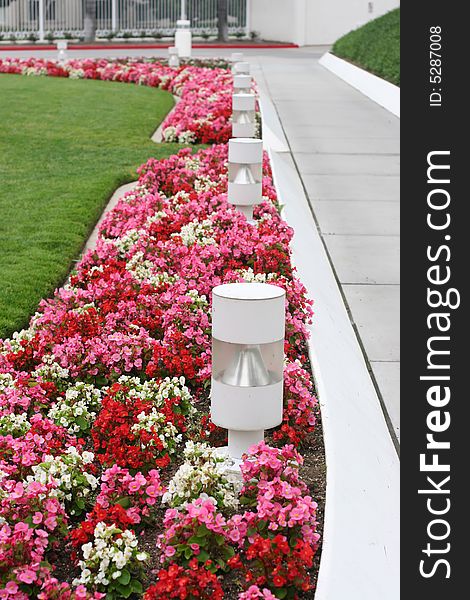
[[17, 569, 37, 584], [4, 581, 18, 595]]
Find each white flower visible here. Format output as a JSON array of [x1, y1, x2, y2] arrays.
[[176, 218, 216, 247], [164, 441, 241, 510]]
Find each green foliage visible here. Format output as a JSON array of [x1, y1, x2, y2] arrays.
[[332, 8, 400, 86], [0, 75, 182, 339]]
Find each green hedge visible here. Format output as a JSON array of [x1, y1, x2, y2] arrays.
[[332, 8, 400, 86]]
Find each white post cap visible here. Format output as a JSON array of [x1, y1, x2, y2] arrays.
[[57, 40, 67, 50], [234, 61, 250, 74], [176, 19, 191, 28], [228, 138, 263, 164], [233, 74, 252, 90], [212, 283, 285, 344], [233, 93, 256, 111]]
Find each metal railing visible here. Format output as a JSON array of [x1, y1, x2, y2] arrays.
[[0, 0, 248, 39]]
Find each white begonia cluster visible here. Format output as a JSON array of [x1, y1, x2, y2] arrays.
[[176, 219, 216, 247], [73, 523, 148, 589], [1, 323, 37, 355], [34, 354, 70, 383], [0, 413, 31, 437], [131, 408, 182, 452], [240, 268, 278, 284], [114, 228, 148, 256], [121, 184, 148, 205], [22, 66, 48, 76], [48, 382, 102, 435], [67, 68, 85, 79], [178, 130, 197, 144], [125, 251, 179, 287], [117, 375, 194, 412], [186, 289, 208, 310], [184, 157, 201, 172], [194, 176, 221, 193], [162, 126, 178, 142], [27, 447, 99, 515], [0, 373, 15, 393], [162, 441, 242, 511]]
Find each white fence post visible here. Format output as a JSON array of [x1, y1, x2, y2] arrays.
[[112, 0, 117, 31], [38, 0, 45, 42], [245, 0, 252, 37]]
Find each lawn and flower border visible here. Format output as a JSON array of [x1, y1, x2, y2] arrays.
[[0, 59, 324, 599]]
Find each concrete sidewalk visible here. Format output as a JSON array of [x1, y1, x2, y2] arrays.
[[253, 47, 400, 446], [0, 45, 400, 445]]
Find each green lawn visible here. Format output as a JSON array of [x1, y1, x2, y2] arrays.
[[0, 74, 181, 339], [332, 8, 400, 86]]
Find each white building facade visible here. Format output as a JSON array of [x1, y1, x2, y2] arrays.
[[249, 0, 400, 46]]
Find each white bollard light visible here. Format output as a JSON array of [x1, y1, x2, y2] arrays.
[[231, 52, 244, 72], [168, 46, 180, 68], [228, 138, 263, 222], [233, 74, 252, 93], [57, 40, 68, 64], [175, 19, 192, 58], [232, 93, 256, 138], [211, 282, 285, 461], [233, 61, 250, 75]]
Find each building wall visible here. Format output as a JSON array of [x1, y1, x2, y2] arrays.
[[249, 0, 400, 46]]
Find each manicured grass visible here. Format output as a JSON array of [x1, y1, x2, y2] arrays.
[[332, 8, 400, 86], [0, 74, 181, 339]]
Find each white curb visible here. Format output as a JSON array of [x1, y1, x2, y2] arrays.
[[151, 94, 181, 143], [319, 52, 400, 118], [258, 87, 400, 600]]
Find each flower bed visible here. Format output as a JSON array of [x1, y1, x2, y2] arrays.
[[0, 58, 236, 144], [0, 63, 322, 600]]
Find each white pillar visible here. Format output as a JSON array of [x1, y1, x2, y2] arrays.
[[181, 0, 187, 21], [294, 0, 307, 47], [112, 0, 117, 32], [38, 0, 45, 43], [245, 0, 252, 38]]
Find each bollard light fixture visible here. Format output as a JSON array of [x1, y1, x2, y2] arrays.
[[227, 138, 263, 222], [232, 93, 257, 138], [233, 74, 252, 94], [57, 40, 68, 64], [233, 61, 250, 75], [175, 19, 192, 57], [168, 46, 180, 68], [231, 52, 244, 72], [211, 282, 285, 461]]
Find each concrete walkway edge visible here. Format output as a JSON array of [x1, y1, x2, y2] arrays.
[[319, 52, 400, 117]]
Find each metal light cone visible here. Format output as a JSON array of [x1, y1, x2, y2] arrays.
[[233, 165, 256, 185], [234, 112, 253, 124], [220, 344, 271, 387]]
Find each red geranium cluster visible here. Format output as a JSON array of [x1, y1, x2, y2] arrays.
[[143, 560, 224, 600], [92, 383, 183, 471], [242, 534, 314, 598]]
